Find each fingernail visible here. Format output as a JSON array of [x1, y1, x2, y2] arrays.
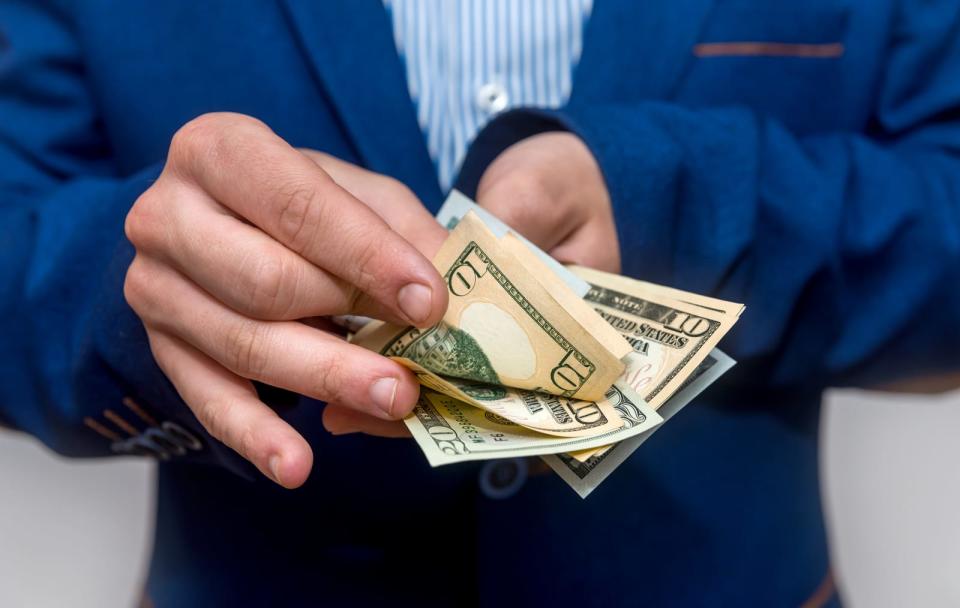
[[397, 283, 433, 326], [269, 454, 283, 484], [370, 377, 398, 418]]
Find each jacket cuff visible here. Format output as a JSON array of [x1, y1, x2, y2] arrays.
[[79, 165, 256, 480]]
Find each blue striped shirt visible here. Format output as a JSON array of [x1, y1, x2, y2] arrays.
[[384, 0, 593, 189]]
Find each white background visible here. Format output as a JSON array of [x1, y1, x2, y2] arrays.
[[1, 389, 959, 607]]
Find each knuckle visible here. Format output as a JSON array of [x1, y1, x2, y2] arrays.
[[351, 236, 386, 296], [123, 201, 140, 245], [124, 192, 156, 248], [312, 351, 346, 403], [506, 170, 547, 196], [223, 319, 272, 378], [494, 204, 527, 228], [127, 180, 194, 255], [235, 423, 260, 463], [481, 175, 547, 229], [484, 201, 524, 230], [169, 113, 267, 173], [241, 252, 295, 319], [199, 399, 236, 447], [170, 114, 222, 164], [275, 184, 326, 252], [123, 258, 149, 311]]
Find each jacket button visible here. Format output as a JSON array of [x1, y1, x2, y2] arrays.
[[478, 458, 527, 500]]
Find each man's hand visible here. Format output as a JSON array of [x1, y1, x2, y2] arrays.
[[476, 131, 620, 273], [123, 113, 447, 488]]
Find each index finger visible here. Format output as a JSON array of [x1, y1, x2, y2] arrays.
[[298, 149, 447, 259], [168, 113, 447, 327]]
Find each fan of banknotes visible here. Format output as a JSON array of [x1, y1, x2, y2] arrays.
[[350, 192, 744, 497]]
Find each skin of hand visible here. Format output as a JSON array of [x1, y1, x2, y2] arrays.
[[475, 131, 620, 273], [322, 130, 621, 438], [123, 112, 449, 488]]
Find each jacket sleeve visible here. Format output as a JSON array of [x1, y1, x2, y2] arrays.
[[0, 1, 252, 476], [459, 4, 960, 390]]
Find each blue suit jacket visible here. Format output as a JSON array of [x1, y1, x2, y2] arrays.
[[2, 1, 960, 606]]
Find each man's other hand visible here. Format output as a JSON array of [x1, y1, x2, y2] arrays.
[[476, 131, 620, 273]]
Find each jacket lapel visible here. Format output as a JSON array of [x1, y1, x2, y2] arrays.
[[573, 0, 716, 103], [277, 0, 443, 208]]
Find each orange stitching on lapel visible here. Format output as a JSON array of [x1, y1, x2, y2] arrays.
[[123, 396, 159, 426], [84, 417, 121, 441], [104, 409, 139, 436], [694, 42, 844, 58]]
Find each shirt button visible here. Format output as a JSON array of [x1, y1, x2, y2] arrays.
[[478, 458, 528, 499], [476, 82, 509, 114]]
